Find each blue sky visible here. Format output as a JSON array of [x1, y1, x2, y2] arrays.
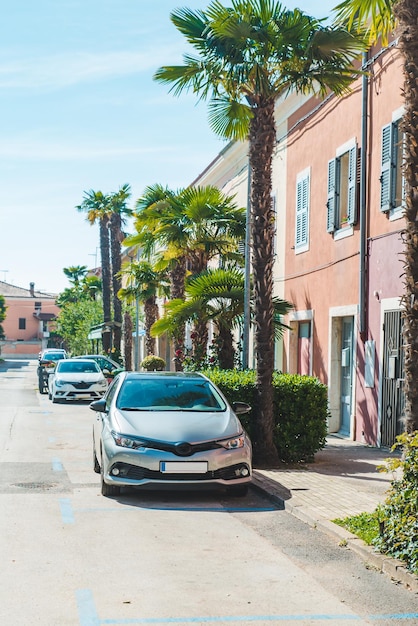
[[0, 0, 337, 293]]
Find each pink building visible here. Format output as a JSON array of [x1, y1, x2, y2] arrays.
[[284, 42, 404, 447], [0, 281, 60, 358]]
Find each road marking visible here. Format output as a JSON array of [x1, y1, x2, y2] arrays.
[[52, 457, 63, 471], [59, 498, 75, 524], [76, 590, 418, 624]]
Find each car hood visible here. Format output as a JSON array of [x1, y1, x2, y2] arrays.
[[112, 408, 242, 443]]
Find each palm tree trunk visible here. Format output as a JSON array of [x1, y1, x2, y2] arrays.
[[123, 311, 133, 371], [110, 213, 123, 355], [217, 325, 235, 369], [248, 97, 279, 466], [170, 257, 187, 371], [99, 216, 112, 353], [395, 0, 418, 433], [144, 297, 159, 355]]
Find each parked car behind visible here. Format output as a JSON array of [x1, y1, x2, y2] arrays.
[[49, 358, 107, 403], [74, 354, 124, 381], [37, 349, 68, 394], [90, 371, 252, 498]]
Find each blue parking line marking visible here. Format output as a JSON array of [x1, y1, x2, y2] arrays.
[[74, 587, 418, 625], [59, 498, 75, 524], [77, 589, 100, 626], [52, 457, 63, 471]]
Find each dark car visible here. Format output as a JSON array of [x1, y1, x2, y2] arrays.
[[90, 371, 252, 498]]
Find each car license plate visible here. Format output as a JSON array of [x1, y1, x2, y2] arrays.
[[160, 461, 208, 473]]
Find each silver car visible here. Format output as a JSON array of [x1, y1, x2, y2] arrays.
[[90, 371, 252, 497], [49, 358, 108, 403]]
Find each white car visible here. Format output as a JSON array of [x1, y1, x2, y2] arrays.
[[49, 358, 108, 403]]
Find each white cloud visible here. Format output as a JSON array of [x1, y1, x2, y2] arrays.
[[0, 46, 182, 90]]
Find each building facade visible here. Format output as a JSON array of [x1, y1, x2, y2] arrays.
[[0, 281, 60, 358], [192, 41, 405, 448]]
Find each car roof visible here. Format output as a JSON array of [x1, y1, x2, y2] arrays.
[[121, 371, 206, 380]]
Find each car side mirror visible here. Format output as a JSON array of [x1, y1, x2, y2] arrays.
[[232, 401, 251, 415], [90, 398, 107, 412]]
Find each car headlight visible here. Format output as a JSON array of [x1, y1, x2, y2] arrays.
[[98, 379, 107, 387], [220, 435, 245, 450], [111, 431, 145, 450], [55, 380, 66, 387]]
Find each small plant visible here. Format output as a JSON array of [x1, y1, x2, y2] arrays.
[[333, 511, 380, 545], [373, 432, 418, 575], [140, 355, 166, 371]]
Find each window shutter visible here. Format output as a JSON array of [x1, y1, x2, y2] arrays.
[[347, 145, 357, 224], [380, 124, 392, 212], [295, 175, 309, 248], [327, 159, 336, 232]]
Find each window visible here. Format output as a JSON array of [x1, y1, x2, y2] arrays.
[[34, 301, 42, 311], [295, 171, 310, 252], [18, 318, 26, 330], [380, 119, 404, 215], [327, 142, 358, 233]]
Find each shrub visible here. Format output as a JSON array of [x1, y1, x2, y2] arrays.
[[373, 432, 418, 575], [203, 369, 328, 464], [140, 355, 166, 371]]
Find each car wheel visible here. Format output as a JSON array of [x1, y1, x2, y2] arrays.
[[227, 485, 248, 497], [101, 474, 120, 497], [93, 446, 100, 474], [48, 390, 52, 400]]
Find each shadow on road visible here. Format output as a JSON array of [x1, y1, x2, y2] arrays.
[[0, 359, 32, 371]]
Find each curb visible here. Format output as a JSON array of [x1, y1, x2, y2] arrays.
[[251, 472, 418, 594]]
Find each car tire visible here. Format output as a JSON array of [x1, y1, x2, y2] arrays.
[[101, 475, 120, 497], [93, 446, 100, 474], [48, 390, 52, 400], [227, 485, 248, 497]]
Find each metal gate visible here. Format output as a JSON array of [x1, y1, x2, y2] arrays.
[[381, 310, 405, 447]]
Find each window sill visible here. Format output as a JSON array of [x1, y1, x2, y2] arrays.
[[334, 225, 354, 240]]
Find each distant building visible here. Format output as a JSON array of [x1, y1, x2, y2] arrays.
[[0, 281, 61, 359]]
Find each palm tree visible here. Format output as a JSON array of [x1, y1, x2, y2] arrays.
[[152, 267, 292, 370], [154, 0, 366, 464], [63, 265, 88, 288], [126, 183, 246, 368], [118, 260, 170, 356], [108, 184, 132, 355], [333, 0, 418, 433], [77, 190, 113, 352]]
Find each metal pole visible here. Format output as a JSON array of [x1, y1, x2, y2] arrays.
[[242, 162, 252, 369]]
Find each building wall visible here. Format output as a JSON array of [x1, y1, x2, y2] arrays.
[[283, 43, 405, 445], [0, 282, 60, 358]]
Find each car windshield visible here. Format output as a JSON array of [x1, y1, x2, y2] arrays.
[[57, 361, 100, 374], [42, 352, 65, 361], [116, 378, 226, 412]]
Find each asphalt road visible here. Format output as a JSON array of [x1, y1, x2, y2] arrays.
[[0, 360, 417, 626]]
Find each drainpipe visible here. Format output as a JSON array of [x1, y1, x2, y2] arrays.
[[242, 162, 252, 370], [359, 51, 369, 337]]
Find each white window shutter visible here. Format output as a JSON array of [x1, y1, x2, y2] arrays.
[[380, 124, 392, 212], [347, 145, 357, 224], [295, 175, 309, 248], [327, 159, 336, 232]]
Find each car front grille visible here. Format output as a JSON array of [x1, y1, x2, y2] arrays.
[[71, 381, 93, 389], [110, 462, 250, 482]]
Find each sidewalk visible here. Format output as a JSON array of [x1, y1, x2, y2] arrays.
[[252, 435, 418, 593]]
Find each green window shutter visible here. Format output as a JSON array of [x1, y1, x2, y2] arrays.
[[327, 159, 336, 232], [380, 124, 392, 212], [347, 145, 357, 224], [295, 175, 309, 248]]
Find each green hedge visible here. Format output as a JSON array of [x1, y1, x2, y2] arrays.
[[203, 369, 328, 464], [373, 432, 418, 575]]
